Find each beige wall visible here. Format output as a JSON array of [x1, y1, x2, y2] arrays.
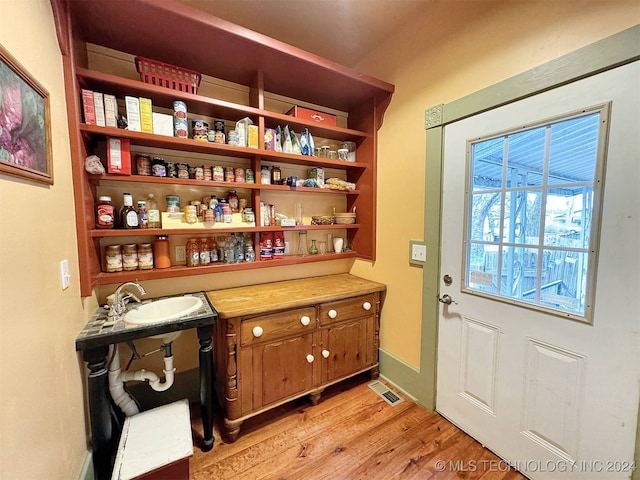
[[353, 0, 639, 369], [0, 1, 90, 479]]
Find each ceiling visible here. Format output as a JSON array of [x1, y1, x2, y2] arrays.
[[179, 0, 433, 67]]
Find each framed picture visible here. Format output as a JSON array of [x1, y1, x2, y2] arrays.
[[0, 44, 53, 185]]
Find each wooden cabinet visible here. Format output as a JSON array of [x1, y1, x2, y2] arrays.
[[208, 274, 385, 441], [52, 0, 394, 297]]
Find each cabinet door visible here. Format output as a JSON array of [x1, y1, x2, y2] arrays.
[[240, 333, 316, 413], [320, 316, 374, 383]]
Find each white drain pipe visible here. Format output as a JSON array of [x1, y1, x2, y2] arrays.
[[107, 343, 177, 416]]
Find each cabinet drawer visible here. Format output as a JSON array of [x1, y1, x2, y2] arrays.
[[241, 307, 316, 346], [319, 294, 377, 326]]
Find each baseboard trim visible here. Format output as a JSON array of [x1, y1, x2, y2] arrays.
[[379, 348, 435, 410], [78, 450, 94, 480]]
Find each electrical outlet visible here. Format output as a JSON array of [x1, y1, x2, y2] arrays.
[[175, 245, 186, 263], [409, 241, 427, 265]]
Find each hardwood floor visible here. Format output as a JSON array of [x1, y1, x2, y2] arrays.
[[189, 374, 527, 479]]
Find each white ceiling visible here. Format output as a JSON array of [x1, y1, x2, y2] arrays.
[[179, 0, 434, 67]]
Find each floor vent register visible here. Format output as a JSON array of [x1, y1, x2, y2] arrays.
[[368, 381, 405, 406]]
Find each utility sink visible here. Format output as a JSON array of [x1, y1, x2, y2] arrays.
[[124, 296, 203, 326]]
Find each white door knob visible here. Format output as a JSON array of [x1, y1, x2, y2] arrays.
[[328, 309, 337, 319], [362, 301, 372, 311], [322, 349, 330, 358], [306, 354, 314, 363], [252, 325, 263, 337], [300, 315, 311, 326]]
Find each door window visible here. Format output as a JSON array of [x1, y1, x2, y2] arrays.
[[463, 104, 609, 321]]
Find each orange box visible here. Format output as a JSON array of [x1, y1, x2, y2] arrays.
[[286, 106, 336, 126], [106, 137, 131, 175]]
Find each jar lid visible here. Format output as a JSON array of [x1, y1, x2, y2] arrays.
[[99, 196, 112, 201], [156, 235, 168, 240]]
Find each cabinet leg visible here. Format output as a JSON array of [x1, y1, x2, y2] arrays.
[[224, 418, 244, 442], [197, 325, 214, 452], [83, 346, 113, 480], [309, 388, 324, 406], [370, 366, 380, 380]]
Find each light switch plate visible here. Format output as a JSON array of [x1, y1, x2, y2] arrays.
[[409, 240, 426, 266], [60, 259, 71, 290]]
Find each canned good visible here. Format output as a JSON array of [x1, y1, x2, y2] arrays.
[[225, 166, 235, 182], [213, 166, 224, 182], [173, 101, 187, 120], [245, 168, 255, 183], [203, 165, 212, 181], [166, 195, 180, 213], [191, 119, 209, 141], [177, 163, 189, 179], [174, 118, 188, 138], [227, 130, 239, 145], [151, 157, 166, 177], [234, 167, 245, 183]]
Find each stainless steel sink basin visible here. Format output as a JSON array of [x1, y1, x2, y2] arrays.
[[123, 296, 203, 326]]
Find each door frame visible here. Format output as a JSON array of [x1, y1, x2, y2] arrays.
[[379, 24, 639, 413]]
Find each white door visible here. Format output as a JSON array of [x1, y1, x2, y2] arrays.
[[437, 62, 639, 479]]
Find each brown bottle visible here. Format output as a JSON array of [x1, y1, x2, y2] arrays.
[[120, 193, 139, 229]]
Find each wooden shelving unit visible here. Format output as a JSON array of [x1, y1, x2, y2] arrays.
[[52, 0, 394, 297]]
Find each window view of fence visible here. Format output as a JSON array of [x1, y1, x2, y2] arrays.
[[464, 106, 608, 320]]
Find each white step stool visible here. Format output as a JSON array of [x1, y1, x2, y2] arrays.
[[111, 399, 193, 480]]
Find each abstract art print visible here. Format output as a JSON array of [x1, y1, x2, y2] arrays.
[[0, 43, 53, 185]]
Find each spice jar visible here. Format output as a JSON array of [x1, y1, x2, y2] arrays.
[[186, 238, 200, 267], [122, 244, 139, 271], [105, 245, 123, 272], [138, 243, 154, 269], [153, 236, 171, 269]]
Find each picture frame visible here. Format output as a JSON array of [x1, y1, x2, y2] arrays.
[[0, 43, 53, 185]]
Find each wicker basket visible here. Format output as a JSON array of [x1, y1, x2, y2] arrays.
[[334, 213, 356, 225], [135, 57, 201, 94], [311, 215, 334, 225]]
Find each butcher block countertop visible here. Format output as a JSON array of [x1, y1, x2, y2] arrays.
[[207, 274, 386, 319]]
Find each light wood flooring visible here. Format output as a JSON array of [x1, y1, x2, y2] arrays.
[[190, 376, 525, 480], [189, 374, 527, 479]]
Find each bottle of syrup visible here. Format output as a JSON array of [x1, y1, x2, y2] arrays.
[[121, 193, 139, 229]]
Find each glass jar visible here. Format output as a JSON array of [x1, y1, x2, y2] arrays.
[[186, 238, 200, 267], [260, 165, 270, 184], [105, 245, 123, 272], [95, 196, 116, 229], [227, 190, 239, 213], [122, 244, 139, 271], [138, 243, 154, 269], [271, 165, 282, 185], [308, 239, 318, 255], [244, 242, 256, 262], [153, 235, 171, 269], [135, 154, 151, 175]]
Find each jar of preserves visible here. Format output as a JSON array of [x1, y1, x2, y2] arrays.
[[105, 245, 123, 272], [227, 190, 239, 213], [122, 244, 139, 271], [185, 238, 200, 267], [95, 196, 116, 229], [153, 235, 171, 269], [138, 243, 154, 269], [135, 154, 151, 175]]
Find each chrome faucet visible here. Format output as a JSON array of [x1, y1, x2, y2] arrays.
[[108, 282, 146, 320]]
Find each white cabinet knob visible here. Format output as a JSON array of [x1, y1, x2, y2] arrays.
[[328, 309, 337, 319], [300, 315, 311, 326], [362, 301, 372, 311], [252, 325, 263, 338], [322, 349, 330, 358], [306, 354, 315, 363]]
